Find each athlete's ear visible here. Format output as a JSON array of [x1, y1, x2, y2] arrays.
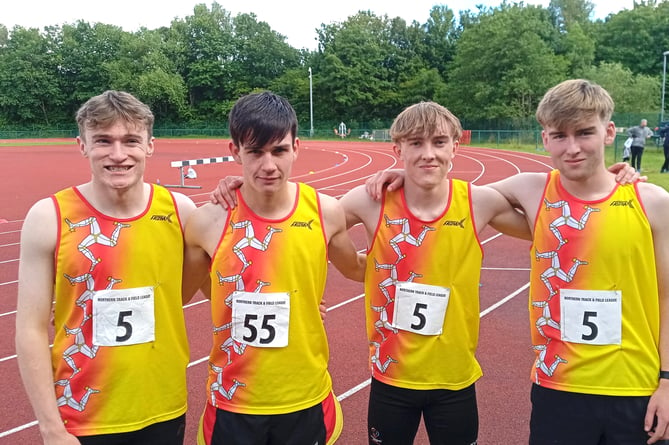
[[77, 136, 89, 157], [392, 144, 401, 158], [292, 137, 300, 160], [229, 141, 242, 165], [604, 121, 616, 145], [146, 137, 155, 157]]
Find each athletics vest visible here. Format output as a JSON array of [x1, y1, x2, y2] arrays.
[[207, 184, 332, 414], [365, 181, 483, 390], [530, 170, 659, 395], [51, 185, 189, 435]]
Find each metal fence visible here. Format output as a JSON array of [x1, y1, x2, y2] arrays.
[[1, 111, 664, 143]]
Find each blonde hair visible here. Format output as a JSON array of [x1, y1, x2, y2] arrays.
[[390, 102, 462, 143], [76, 90, 154, 140], [536, 79, 614, 129]]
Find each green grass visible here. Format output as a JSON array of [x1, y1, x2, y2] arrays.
[[467, 142, 669, 192]]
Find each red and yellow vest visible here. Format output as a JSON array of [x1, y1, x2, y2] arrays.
[[51, 185, 189, 435], [365, 180, 483, 390], [207, 183, 332, 414], [530, 170, 659, 395]]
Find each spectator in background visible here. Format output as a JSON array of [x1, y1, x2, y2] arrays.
[[660, 125, 669, 173], [627, 119, 654, 172]]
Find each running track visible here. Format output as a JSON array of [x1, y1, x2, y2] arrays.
[[0, 139, 553, 444]]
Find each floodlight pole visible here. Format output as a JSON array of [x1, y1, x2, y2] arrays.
[[662, 51, 669, 123], [309, 67, 314, 137]]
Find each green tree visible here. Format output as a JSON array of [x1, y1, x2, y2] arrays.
[[228, 12, 301, 97], [548, 0, 595, 30], [0, 26, 64, 125], [559, 22, 596, 76], [595, 2, 669, 77], [419, 5, 459, 79], [58, 21, 126, 112], [103, 29, 189, 122], [169, 2, 235, 120], [580, 62, 660, 113], [315, 11, 430, 123], [446, 4, 567, 120]]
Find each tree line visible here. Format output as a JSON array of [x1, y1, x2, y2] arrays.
[[0, 0, 668, 133]]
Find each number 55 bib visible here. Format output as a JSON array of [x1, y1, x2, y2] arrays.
[[231, 291, 291, 347]]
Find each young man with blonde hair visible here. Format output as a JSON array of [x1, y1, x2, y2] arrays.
[[16, 90, 196, 444], [340, 101, 530, 444], [489, 79, 669, 444]]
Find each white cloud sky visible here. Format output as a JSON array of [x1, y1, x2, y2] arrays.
[[2, 0, 636, 50]]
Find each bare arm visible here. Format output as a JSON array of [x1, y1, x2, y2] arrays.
[[471, 185, 531, 240], [16, 199, 81, 444], [339, 184, 382, 240], [639, 184, 669, 443], [172, 192, 204, 303], [321, 194, 366, 282], [182, 205, 218, 303], [486, 172, 547, 230]]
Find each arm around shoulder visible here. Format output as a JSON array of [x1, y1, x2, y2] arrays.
[[339, 184, 381, 231], [321, 194, 366, 282], [472, 185, 532, 240]]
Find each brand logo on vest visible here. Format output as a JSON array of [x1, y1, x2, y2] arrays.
[[609, 200, 635, 209], [151, 213, 174, 223], [290, 219, 314, 229], [443, 217, 466, 228]]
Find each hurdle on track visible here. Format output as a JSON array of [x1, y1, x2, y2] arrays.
[[163, 156, 235, 189]]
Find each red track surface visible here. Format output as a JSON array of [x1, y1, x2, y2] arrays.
[[0, 139, 553, 444]]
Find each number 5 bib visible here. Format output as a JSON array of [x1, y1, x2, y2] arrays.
[[231, 291, 290, 347], [560, 289, 622, 345], [92, 287, 155, 346], [392, 282, 450, 335]]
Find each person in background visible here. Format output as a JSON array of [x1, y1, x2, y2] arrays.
[[16, 90, 196, 445], [627, 118, 654, 172], [659, 124, 669, 173]]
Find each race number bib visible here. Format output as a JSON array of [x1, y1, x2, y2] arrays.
[[92, 287, 155, 346], [231, 292, 290, 348], [392, 282, 450, 335], [560, 289, 622, 345]]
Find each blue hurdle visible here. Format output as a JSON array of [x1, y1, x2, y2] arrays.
[[163, 156, 235, 189]]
